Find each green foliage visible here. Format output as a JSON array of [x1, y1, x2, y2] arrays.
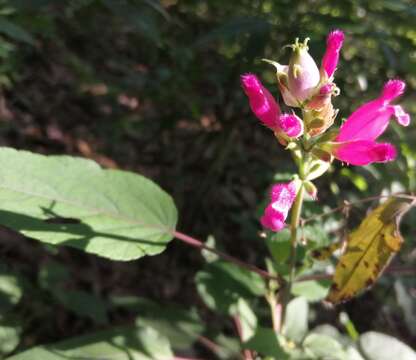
[[358, 332, 416, 360], [283, 297, 309, 343], [244, 327, 288, 359], [0, 147, 177, 261], [7, 325, 173, 360], [195, 260, 265, 314]]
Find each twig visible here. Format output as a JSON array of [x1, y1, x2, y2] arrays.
[[296, 265, 416, 282], [303, 193, 415, 224], [173, 230, 279, 281]]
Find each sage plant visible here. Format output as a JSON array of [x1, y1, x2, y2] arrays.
[[241, 29, 410, 314]]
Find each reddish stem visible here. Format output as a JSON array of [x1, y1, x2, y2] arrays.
[[233, 316, 254, 360], [173, 230, 279, 281]]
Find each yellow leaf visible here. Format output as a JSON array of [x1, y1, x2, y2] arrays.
[[310, 241, 344, 261], [326, 196, 415, 304]]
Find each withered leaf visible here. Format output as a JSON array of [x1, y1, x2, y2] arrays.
[[326, 196, 415, 304]]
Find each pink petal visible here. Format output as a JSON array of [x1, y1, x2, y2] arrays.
[[261, 181, 297, 232], [380, 79, 405, 102], [288, 44, 320, 102], [277, 113, 304, 138], [392, 105, 410, 126], [334, 140, 397, 166], [321, 29, 345, 78], [241, 73, 280, 129], [336, 80, 409, 142], [260, 205, 286, 232]]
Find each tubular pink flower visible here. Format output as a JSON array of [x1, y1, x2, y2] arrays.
[[321, 30, 345, 78], [241, 73, 280, 129], [333, 140, 397, 166], [336, 80, 410, 142], [261, 181, 297, 232], [277, 113, 304, 138]]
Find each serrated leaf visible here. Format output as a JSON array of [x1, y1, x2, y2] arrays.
[[358, 331, 416, 360], [0, 148, 177, 261], [7, 325, 173, 360], [326, 197, 415, 304]]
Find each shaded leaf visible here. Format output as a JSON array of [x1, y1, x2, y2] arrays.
[[326, 197, 415, 304], [195, 260, 265, 314], [109, 296, 203, 350], [7, 325, 173, 360], [0, 148, 177, 261], [0, 18, 35, 45], [0, 274, 23, 313], [244, 327, 288, 359]]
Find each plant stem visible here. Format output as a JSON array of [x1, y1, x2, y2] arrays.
[[266, 291, 282, 333], [280, 183, 305, 325], [233, 316, 254, 360], [173, 230, 280, 281]]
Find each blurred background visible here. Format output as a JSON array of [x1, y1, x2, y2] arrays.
[[0, 0, 415, 358]]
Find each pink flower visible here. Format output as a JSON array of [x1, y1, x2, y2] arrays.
[[260, 181, 297, 232], [321, 30, 345, 78], [276, 113, 304, 139], [241, 73, 280, 129], [334, 140, 397, 166], [337, 80, 409, 142], [287, 39, 321, 103], [330, 80, 410, 166]]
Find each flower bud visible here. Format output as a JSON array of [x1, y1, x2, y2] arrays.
[[287, 38, 320, 104], [241, 73, 280, 129], [275, 113, 304, 140], [304, 180, 318, 199]]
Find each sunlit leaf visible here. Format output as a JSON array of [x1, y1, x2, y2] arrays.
[[283, 296, 308, 343], [358, 331, 416, 360], [0, 148, 177, 261], [326, 197, 415, 304]]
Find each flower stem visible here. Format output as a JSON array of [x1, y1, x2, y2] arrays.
[[280, 183, 305, 326]]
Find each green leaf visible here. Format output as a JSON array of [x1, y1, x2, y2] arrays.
[[266, 229, 291, 264], [53, 289, 108, 324], [244, 327, 288, 359], [232, 298, 257, 342], [0, 324, 20, 355], [283, 297, 308, 343], [0, 274, 23, 313], [7, 325, 173, 360], [291, 280, 330, 302], [0, 18, 35, 45], [358, 331, 416, 360], [195, 260, 265, 314], [302, 333, 347, 360], [109, 296, 203, 350], [0, 148, 177, 261]]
